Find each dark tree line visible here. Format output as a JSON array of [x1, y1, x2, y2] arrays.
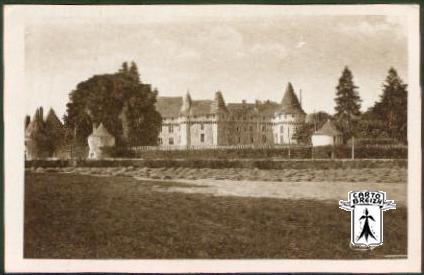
[[64, 62, 162, 146], [295, 67, 407, 145]]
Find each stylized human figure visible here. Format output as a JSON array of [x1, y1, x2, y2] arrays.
[[357, 208, 377, 241]]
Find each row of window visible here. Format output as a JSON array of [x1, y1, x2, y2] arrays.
[[229, 135, 268, 144], [160, 123, 207, 133], [158, 133, 206, 145], [161, 124, 291, 136], [163, 113, 295, 121], [158, 132, 297, 146], [235, 125, 269, 132], [163, 114, 216, 120], [233, 125, 287, 133]]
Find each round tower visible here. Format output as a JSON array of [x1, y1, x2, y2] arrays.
[[273, 83, 306, 145]]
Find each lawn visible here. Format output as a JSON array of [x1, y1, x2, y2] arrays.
[[25, 172, 407, 259]]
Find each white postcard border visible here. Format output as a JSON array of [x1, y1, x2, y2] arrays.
[[4, 4, 421, 273]]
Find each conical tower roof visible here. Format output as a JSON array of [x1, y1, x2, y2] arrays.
[[25, 107, 46, 138], [315, 119, 342, 136], [45, 108, 63, 131], [281, 83, 305, 115], [90, 123, 114, 138]]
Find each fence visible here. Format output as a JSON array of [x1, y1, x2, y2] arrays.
[[129, 144, 407, 160], [43, 143, 407, 160], [132, 143, 304, 151]]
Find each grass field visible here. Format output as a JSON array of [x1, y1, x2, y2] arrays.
[[25, 172, 407, 259]]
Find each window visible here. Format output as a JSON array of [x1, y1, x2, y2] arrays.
[[169, 137, 174, 145], [262, 125, 266, 132], [249, 125, 253, 131], [280, 135, 284, 144], [169, 125, 174, 133], [200, 123, 204, 130], [158, 138, 162, 145], [251, 136, 254, 143], [262, 135, 267, 143], [200, 133, 205, 143], [280, 125, 284, 133], [236, 127, 240, 132], [238, 136, 241, 143]]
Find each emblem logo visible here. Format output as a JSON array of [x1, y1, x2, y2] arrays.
[[339, 190, 396, 248]]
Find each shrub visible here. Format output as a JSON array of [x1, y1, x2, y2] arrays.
[[102, 146, 136, 158]]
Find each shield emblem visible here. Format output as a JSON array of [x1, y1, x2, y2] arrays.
[[340, 190, 396, 248]]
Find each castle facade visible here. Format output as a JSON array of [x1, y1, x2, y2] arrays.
[[155, 83, 306, 148]]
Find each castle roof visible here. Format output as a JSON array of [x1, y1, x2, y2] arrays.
[[156, 96, 223, 118], [281, 83, 305, 115], [155, 86, 305, 119], [226, 101, 281, 119], [314, 119, 342, 136], [191, 100, 215, 116], [156, 97, 183, 118], [45, 108, 64, 131]]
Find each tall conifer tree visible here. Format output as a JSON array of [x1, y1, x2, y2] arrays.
[[334, 66, 362, 142], [371, 68, 407, 143]]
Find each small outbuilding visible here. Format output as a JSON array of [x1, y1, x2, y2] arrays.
[[88, 123, 116, 159], [311, 119, 343, 146]]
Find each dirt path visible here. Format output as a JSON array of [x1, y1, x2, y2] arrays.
[[136, 177, 407, 206]]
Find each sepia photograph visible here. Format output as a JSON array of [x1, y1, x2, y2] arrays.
[[4, 4, 421, 273]]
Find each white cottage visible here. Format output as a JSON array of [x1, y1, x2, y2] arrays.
[[88, 123, 115, 159], [311, 119, 343, 146]]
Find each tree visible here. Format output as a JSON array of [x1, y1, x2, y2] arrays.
[[64, 62, 162, 146], [128, 61, 141, 82], [370, 68, 407, 143], [294, 111, 331, 144], [356, 110, 390, 140], [334, 67, 362, 142]]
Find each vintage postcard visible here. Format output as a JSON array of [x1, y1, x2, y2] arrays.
[[4, 4, 421, 273]]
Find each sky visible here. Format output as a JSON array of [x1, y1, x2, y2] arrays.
[[24, 7, 408, 120]]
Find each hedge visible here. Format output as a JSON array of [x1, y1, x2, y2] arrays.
[[26, 158, 407, 170], [132, 145, 406, 160], [134, 146, 312, 160], [312, 145, 407, 159]]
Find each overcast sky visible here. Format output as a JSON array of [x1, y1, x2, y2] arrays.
[[24, 7, 408, 120]]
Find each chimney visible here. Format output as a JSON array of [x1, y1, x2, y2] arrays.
[[181, 90, 192, 115], [214, 91, 226, 108]]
